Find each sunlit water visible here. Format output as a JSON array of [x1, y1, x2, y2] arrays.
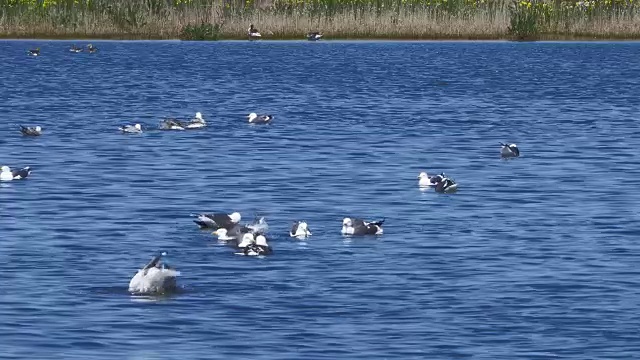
[[1, 40, 640, 359]]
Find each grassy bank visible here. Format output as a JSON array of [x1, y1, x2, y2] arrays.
[[1, 0, 640, 40]]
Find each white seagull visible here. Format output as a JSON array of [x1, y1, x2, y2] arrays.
[[128, 252, 179, 295], [247, 113, 273, 124], [1, 166, 31, 181], [119, 124, 142, 134], [500, 143, 520, 158], [290, 221, 312, 238]]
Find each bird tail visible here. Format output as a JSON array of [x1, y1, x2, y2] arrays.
[[370, 218, 385, 227]]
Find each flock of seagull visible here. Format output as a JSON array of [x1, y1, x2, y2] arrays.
[[10, 42, 522, 295], [247, 23, 323, 41]]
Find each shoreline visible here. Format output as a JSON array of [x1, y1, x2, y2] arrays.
[[3, 34, 640, 42]]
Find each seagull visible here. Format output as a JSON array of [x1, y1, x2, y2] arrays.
[[28, 48, 40, 56], [119, 124, 142, 134], [128, 252, 179, 295], [290, 221, 312, 238], [243, 234, 273, 256], [500, 143, 520, 158], [341, 218, 384, 236], [0, 166, 31, 181], [432, 175, 458, 193], [69, 45, 83, 53], [159, 118, 185, 131], [248, 24, 262, 40], [20, 125, 42, 136], [247, 113, 273, 124], [193, 211, 242, 230], [307, 32, 323, 41], [418, 172, 441, 187], [185, 112, 206, 129], [87, 44, 98, 53]]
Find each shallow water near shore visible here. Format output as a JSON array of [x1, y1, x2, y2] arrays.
[[1, 40, 640, 359]]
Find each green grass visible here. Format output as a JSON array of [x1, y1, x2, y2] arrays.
[[0, 0, 639, 40]]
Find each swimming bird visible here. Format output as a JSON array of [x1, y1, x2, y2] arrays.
[[341, 218, 384, 236], [290, 221, 312, 238], [432, 175, 458, 193], [244, 234, 273, 256], [119, 123, 142, 134], [185, 112, 206, 129], [159, 118, 185, 131], [0, 166, 31, 181], [247, 113, 273, 124], [213, 224, 252, 242], [307, 32, 323, 41], [128, 252, 179, 295], [248, 24, 262, 40], [500, 143, 520, 158], [193, 211, 242, 230], [69, 45, 83, 53], [418, 172, 441, 187], [28, 48, 40, 56], [87, 44, 98, 53], [20, 125, 42, 136]]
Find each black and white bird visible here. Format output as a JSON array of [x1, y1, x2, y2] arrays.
[[432, 175, 458, 193], [341, 218, 384, 236], [185, 112, 206, 129], [28, 48, 40, 56], [20, 125, 42, 136], [87, 44, 98, 53], [290, 221, 312, 238], [307, 32, 323, 41], [128, 252, 179, 295], [0, 166, 31, 181], [247, 113, 273, 124], [243, 235, 273, 256], [417, 172, 441, 188], [119, 123, 142, 134], [500, 143, 520, 158], [248, 24, 262, 40], [193, 211, 242, 230], [159, 118, 185, 131], [69, 45, 83, 53]]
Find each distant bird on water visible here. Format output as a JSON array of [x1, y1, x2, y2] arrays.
[[69, 45, 83, 53], [0, 166, 32, 181], [87, 44, 98, 53], [248, 24, 262, 40], [28, 48, 40, 56], [185, 112, 206, 129], [341, 217, 384, 236], [432, 174, 458, 193], [247, 113, 273, 124], [500, 143, 520, 158], [307, 32, 323, 41], [119, 123, 143, 134], [159, 118, 185, 131], [20, 125, 42, 136], [290, 221, 312, 239]]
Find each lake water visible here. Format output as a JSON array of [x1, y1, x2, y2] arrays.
[[1, 40, 640, 359]]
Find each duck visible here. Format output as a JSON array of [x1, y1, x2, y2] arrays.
[[247, 113, 273, 124], [159, 118, 185, 131], [500, 143, 520, 158], [128, 252, 179, 295], [341, 218, 384, 236], [290, 221, 312, 238], [20, 125, 42, 136], [248, 24, 262, 40], [307, 32, 323, 41], [28, 48, 40, 56], [119, 123, 142, 134], [87, 44, 98, 53], [1, 166, 31, 181], [432, 175, 458, 193], [185, 112, 206, 129], [69, 45, 83, 53], [193, 211, 242, 230]]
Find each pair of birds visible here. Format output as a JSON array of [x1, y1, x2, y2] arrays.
[[69, 44, 97, 53], [247, 24, 323, 41], [0, 166, 31, 181], [20, 125, 42, 136], [120, 112, 206, 133], [417, 172, 458, 193]]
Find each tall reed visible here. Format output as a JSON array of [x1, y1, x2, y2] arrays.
[[0, 0, 639, 39]]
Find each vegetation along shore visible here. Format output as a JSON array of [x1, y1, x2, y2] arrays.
[[1, 0, 640, 41]]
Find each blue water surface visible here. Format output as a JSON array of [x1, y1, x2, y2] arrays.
[[1, 40, 640, 359]]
